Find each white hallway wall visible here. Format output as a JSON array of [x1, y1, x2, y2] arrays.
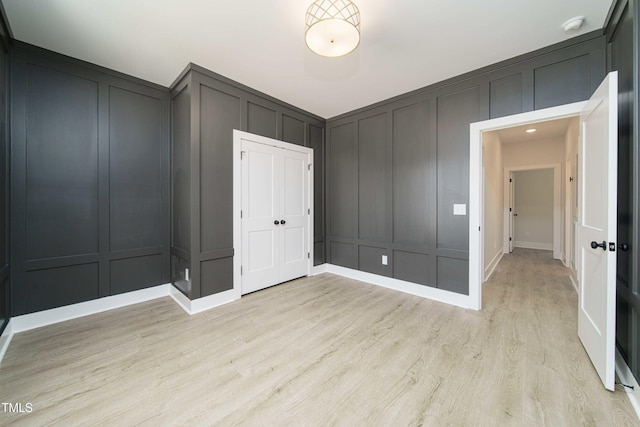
[[483, 134, 567, 277], [503, 136, 566, 254], [482, 132, 504, 276], [513, 168, 555, 249], [502, 136, 565, 168]]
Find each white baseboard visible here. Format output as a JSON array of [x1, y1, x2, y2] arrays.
[[569, 272, 578, 294], [11, 284, 172, 334], [0, 320, 14, 366], [484, 250, 503, 282], [514, 241, 553, 251], [615, 349, 640, 421], [169, 286, 240, 315], [325, 264, 472, 309], [311, 264, 328, 275]]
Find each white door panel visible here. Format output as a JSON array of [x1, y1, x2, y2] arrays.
[[240, 136, 311, 295], [283, 227, 305, 261], [247, 150, 276, 218], [280, 150, 309, 282], [577, 71, 617, 391], [241, 140, 281, 294], [247, 230, 276, 271], [283, 155, 306, 216]]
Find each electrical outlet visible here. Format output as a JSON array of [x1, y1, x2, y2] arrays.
[[382, 255, 388, 265]]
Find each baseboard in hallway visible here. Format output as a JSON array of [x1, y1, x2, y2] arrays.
[[484, 250, 504, 281]]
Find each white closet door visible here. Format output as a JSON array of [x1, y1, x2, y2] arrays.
[[241, 140, 281, 294], [240, 137, 311, 295], [280, 149, 309, 282]]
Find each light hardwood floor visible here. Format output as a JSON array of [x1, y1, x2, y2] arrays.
[[0, 249, 637, 426]]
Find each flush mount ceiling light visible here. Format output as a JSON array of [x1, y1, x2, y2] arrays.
[[526, 128, 537, 133], [562, 16, 585, 33], [305, 0, 360, 57]]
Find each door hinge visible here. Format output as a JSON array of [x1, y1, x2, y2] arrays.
[[478, 226, 481, 231], [308, 164, 312, 171], [308, 208, 310, 215], [509, 178, 512, 182], [241, 266, 243, 275], [240, 210, 243, 218], [509, 237, 512, 241], [241, 151, 246, 159], [308, 252, 310, 259]]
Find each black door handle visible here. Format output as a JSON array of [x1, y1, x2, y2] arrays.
[[591, 241, 606, 251], [274, 220, 280, 225], [619, 243, 630, 251], [281, 220, 286, 225]]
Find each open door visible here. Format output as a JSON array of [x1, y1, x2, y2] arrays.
[[509, 172, 515, 253], [577, 71, 618, 391]]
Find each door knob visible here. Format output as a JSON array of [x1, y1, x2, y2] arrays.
[[618, 243, 630, 251], [281, 220, 286, 225], [591, 241, 606, 251], [274, 220, 280, 225]]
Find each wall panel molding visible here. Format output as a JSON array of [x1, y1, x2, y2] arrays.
[[10, 44, 170, 315], [170, 64, 325, 300], [326, 32, 606, 295]]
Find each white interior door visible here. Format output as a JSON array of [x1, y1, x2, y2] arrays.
[[577, 71, 618, 391], [280, 150, 310, 282], [240, 137, 311, 295], [509, 172, 515, 253], [241, 140, 281, 294]]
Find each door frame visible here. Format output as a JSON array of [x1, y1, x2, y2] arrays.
[[469, 101, 586, 310], [503, 164, 562, 258], [232, 130, 314, 295]]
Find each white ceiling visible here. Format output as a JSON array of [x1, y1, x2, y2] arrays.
[[495, 117, 575, 144], [2, 0, 614, 119]]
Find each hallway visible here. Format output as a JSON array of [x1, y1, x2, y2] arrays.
[[481, 248, 633, 424]]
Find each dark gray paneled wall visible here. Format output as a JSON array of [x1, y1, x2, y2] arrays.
[[607, 0, 640, 382], [170, 64, 325, 300], [10, 43, 170, 315], [309, 123, 325, 265], [171, 86, 191, 258], [0, 24, 9, 333], [327, 33, 606, 295]]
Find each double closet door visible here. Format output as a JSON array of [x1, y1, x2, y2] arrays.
[[240, 138, 311, 295]]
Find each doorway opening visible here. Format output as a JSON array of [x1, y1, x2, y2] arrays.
[[507, 165, 561, 256], [470, 72, 619, 392], [469, 101, 587, 310]]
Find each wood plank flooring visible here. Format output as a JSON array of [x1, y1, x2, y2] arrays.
[[0, 249, 637, 426]]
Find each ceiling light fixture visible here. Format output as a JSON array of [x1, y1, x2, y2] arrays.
[[526, 128, 537, 133], [562, 16, 585, 33], [305, 0, 360, 57]]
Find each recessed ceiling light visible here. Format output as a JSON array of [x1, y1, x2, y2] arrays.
[[526, 128, 537, 133]]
